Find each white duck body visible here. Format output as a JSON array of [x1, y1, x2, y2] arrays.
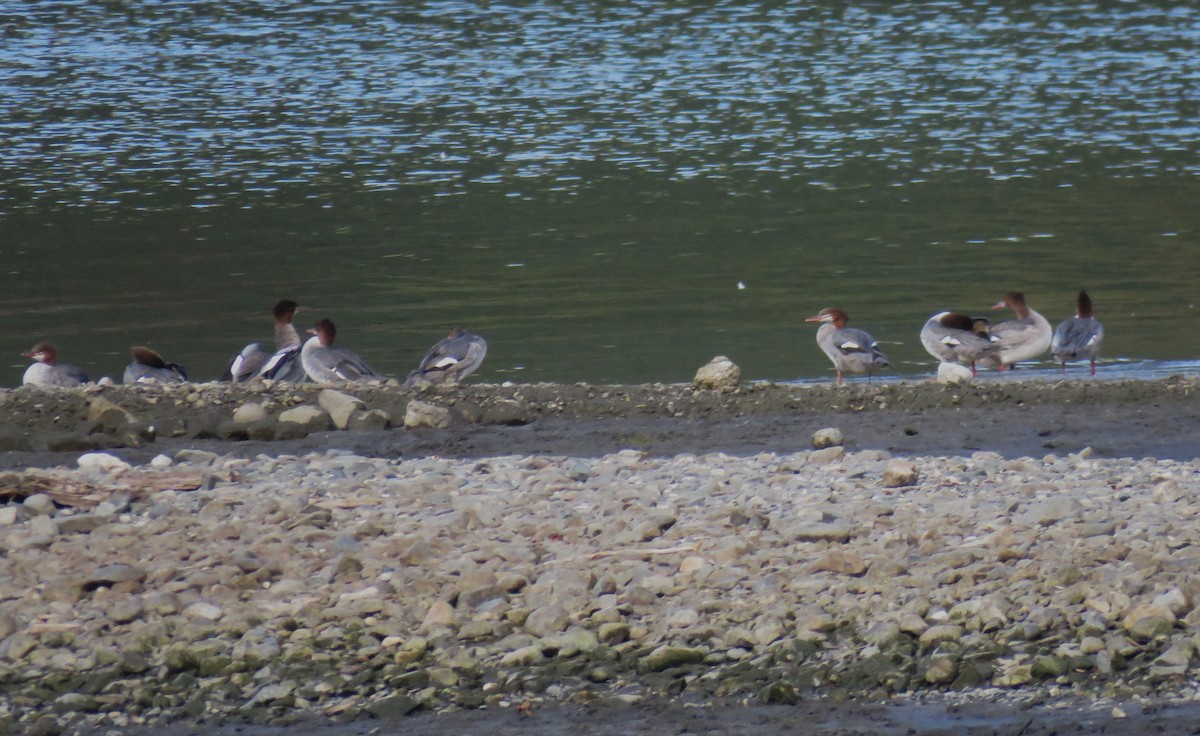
[[976, 292, 1052, 369], [300, 319, 380, 385], [21, 343, 88, 387], [404, 327, 487, 387]]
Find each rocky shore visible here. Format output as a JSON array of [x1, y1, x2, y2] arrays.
[[1, 376, 1200, 734]]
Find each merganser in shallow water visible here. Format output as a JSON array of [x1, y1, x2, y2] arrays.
[[123, 346, 188, 384], [804, 308, 890, 386], [975, 291, 1053, 370], [300, 318, 381, 384], [21, 342, 88, 387], [223, 299, 308, 382], [1051, 290, 1104, 375], [919, 311, 999, 376], [403, 327, 488, 387]]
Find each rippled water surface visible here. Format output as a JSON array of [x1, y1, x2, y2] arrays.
[[2, 1, 1198, 384]]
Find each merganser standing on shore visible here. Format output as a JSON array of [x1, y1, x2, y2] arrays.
[[804, 308, 890, 386], [21, 342, 89, 387], [403, 327, 488, 387], [1051, 290, 1104, 375], [975, 291, 1052, 370], [123, 346, 188, 384], [257, 300, 308, 382], [223, 299, 307, 382], [919, 312, 998, 376], [300, 319, 381, 384], [224, 343, 268, 383]]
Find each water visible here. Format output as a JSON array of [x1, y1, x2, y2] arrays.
[[2, 1, 1199, 385]]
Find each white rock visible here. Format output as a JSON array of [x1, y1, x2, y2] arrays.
[[149, 454, 174, 469], [811, 428, 844, 449], [936, 362, 973, 384], [233, 402, 269, 424], [77, 453, 132, 474]]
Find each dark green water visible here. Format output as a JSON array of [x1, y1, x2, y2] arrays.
[[2, 2, 1198, 384]]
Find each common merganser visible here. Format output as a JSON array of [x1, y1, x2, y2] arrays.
[[1051, 290, 1104, 376], [223, 300, 306, 382], [403, 327, 488, 387], [224, 342, 268, 383], [123, 346, 188, 384], [976, 291, 1052, 370], [804, 308, 890, 386], [919, 311, 999, 376], [300, 318, 381, 384], [21, 342, 88, 387]]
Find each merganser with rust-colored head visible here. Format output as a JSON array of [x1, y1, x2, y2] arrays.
[[123, 346, 188, 384], [1051, 290, 1104, 376], [804, 308, 890, 386], [403, 327, 488, 387], [258, 300, 309, 382], [919, 311, 999, 376], [974, 291, 1052, 370], [21, 342, 89, 387], [223, 299, 308, 382], [300, 318, 381, 384]]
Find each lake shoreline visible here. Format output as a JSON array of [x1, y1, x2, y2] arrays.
[[2, 376, 1199, 734], [0, 374, 1197, 469]]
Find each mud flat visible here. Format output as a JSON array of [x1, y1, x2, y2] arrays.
[[0, 376, 1199, 735]]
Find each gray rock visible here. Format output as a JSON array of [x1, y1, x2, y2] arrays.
[[792, 523, 856, 543], [809, 550, 868, 576], [881, 459, 919, 488], [274, 420, 310, 441], [22, 493, 56, 516], [639, 645, 706, 672], [83, 564, 146, 590], [524, 604, 570, 637], [87, 398, 137, 429], [499, 645, 545, 667], [319, 389, 367, 430], [692, 356, 740, 391], [278, 405, 333, 432], [405, 400, 451, 430], [174, 449, 220, 465], [1123, 604, 1175, 640], [232, 402, 269, 424], [348, 409, 391, 431], [808, 446, 845, 465], [811, 427, 844, 449], [28, 514, 58, 538], [57, 513, 108, 534], [245, 419, 278, 442]]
